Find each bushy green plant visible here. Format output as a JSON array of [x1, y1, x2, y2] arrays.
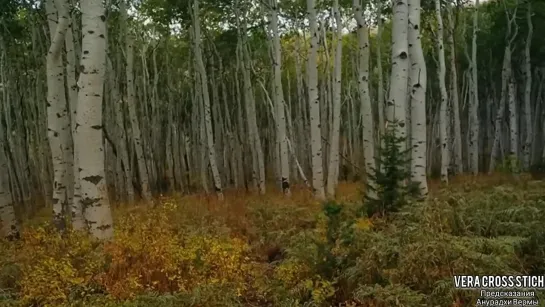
[[516, 229, 545, 275], [365, 120, 419, 218], [496, 154, 521, 174]]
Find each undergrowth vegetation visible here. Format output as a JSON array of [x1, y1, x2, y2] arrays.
[[1, 177, 545, 306]]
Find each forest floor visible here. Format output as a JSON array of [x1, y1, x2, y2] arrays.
[[1, 175, 545, 306]]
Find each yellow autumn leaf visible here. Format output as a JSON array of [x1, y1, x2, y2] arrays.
[[354, 217, 373, 231]]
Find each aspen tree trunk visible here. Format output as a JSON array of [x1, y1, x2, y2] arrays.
[[200, 95, 210, 192], [446, 6, 463, 174], [286, 72, 300, 183], [469, 0, 480, 174], [236, 0, 265, 194], [192, 0, 223, 200], [522, 0, 533, 170], [76, 0, 113, 239], [408, 0, 428, 197], [70, 0, 81, 64], [321, 25, 331, 176], [388, 0, 410, 148], [353, 0, 376, 199], [60, 2, 74, 215], [121, 0, 152, 202], [64, 9, 84, 229], [294, 32, 310, 174], [434, 0, 449, 184], [46, 0, 71, 230], [233, 70, 246, 188], [111, 58, 134, 203], [31, 24, 52, 205], [376, 5, 385, 138], [326, 0, 343, 198], [307, 0, 325, 200], [243, 45, 266, 194], [490, 6, 517, 172], [270, 0, 290, 196], [489, 47, 510, 172], [508, 75, 519, 172], [209, 55, 224, 184]]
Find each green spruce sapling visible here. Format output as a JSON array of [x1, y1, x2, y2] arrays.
[[364, 120, 419, 218]]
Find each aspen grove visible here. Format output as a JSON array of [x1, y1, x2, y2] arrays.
[[1, 0, 545, 305]]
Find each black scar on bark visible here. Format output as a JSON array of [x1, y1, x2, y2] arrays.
[[83, 175, 103, 185], [91, 125, 102, 130], [80, 197, 101, 209], [214, 185, 221, 192], [97, 224, 112, 231], [6, 225, 20, 241], [281, 177, 290, 191]]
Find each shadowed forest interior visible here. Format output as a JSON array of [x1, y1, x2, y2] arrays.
[[1, 0, 545, 305]]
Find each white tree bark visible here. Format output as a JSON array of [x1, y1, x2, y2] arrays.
[[387, 0, 410, 148], [46, 0, 71, 230], [326, 0, 343, 198], [242, 33, 266, 194], [76, 0, 113, 239], [376, 4, 385, 138], [307, 0, 325, 200], [408, 0, 428, 196], [270, 0, 290, 196], [489, 4, 518, 172], [434, 0, 449, 184], [192, 0, 223, 200], [468, 0, 480, 174], [64, 8, 84, 230], [121, 0, 152, 202], [522, 0, 533, 170], [236, 0, 265, 194], [508, 75, 519, 172], [353, 0, 376, 199], [110, 53, 134, 203], [446, 6, 463, 174]]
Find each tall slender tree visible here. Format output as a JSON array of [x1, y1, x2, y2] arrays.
[[326, 0, 343, 198], [76, 0, 114, 239], [353, 0, 376, 199], [408, 0, 428, 196], [307, 0, 325, 200]]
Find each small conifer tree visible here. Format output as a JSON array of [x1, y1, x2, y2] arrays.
[[364, 120, 420, 218]]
